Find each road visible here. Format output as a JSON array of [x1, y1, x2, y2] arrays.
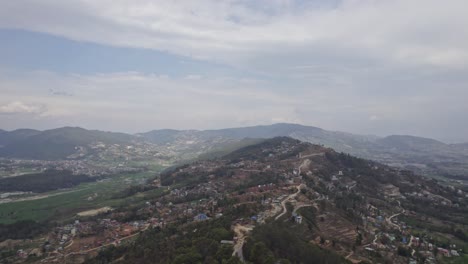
[[386, 212, 403, 231], [386, 203, 405, 231], [274, 158, 309, 221], [298, 159, 310, 175], [275, 184, 304, 221], [0, 188, 84, 204], [63, 240, 74, 249], [293, 203, 313, 215], [407, 235, 415, 257], [363, 233, 379, 247], [300, 153, 325, 159], [63, 224, 150, 258], [373, 233, 379, 244], [232, 183, 307, 261], [232, 224, 253, 262]]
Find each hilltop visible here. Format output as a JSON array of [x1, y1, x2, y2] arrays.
[[1, 124, 468, 180], [140, 123, 468, 179], [62, 138, 468, 263], [2, 137, 467, 263], [0, 127, 138, 160]]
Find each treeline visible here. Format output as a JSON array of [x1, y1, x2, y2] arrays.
[[243, 221, 350, 264], [112, 185, 159, 199], [225, 137, 305, 162], [86, 218, 241, 264], [0, 170, 94, 193], [0, 220, 50, 241]]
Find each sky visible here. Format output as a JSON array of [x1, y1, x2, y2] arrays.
[[0, 0, 467, 143]]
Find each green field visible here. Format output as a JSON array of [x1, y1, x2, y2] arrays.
[[0, 165, 166, 224], [440, 254, 468, 264]]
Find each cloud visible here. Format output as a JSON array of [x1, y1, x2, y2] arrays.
[[0, 0, 467, 72], [0, 101, 45, 114], [0, 70, 467, 143], [369, 115, 380, 121], [185, 74, 202, 80], [0, 1, 467, 142], [0, 71, 304, 131]]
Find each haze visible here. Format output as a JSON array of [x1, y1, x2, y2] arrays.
[[0, 0, 467, 143]]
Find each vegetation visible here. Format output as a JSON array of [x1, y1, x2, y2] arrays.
[[0, 220, 50, 241], [0, 169, 94, 193], [0, 127, 135, 160], [244, 221, 350, 264], [0, 169, 163, 224], [225, 137, 305, 161], [85, 218, 240, 264]]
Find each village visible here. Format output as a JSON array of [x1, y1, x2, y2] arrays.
[[6, 139, 467, 263]]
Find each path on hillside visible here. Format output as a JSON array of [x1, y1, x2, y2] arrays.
[[363, 233, 379, 247], [408, 235, 415, 257], [293, 203, 313, 215], [386, 202, 405, 232], [275, 184, 304, 221], [298, 158, 310, 175], [275, 158, 311, 221], [64, 240, 74, 249], [345, 251, 353, 259], [373, 234, 379, 244], [232, 224, 253, 262], [387, 212, 403, 231], [57, 224, 150, 260], [300, 153, 325, 159]]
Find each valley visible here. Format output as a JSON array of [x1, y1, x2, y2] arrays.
[[1, 137, 467, 263], [1, 2, 466, 263]]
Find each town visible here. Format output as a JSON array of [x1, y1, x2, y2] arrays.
[[4, 138, 467, 263]]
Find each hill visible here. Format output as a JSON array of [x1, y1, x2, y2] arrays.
[[0, 128, 40, 146], [1, 124, 468, 178], [140, 123, 468, 179], [0, 127, 138, 160], [80, 137, 468, 264]]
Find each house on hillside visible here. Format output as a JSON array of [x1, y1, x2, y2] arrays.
[[194, 213, 209, 221]]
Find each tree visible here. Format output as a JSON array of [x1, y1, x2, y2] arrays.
[[397, 246, 411, 257], [355, 233, 363, 246], [250, 242, 275, 264], [320, 236, 325, 244]]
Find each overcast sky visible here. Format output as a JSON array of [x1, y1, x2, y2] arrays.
[[0, 0, 467, 142]]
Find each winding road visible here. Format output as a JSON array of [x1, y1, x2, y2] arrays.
[[386, 212, 403, 231], [61, 224, 150, 259], [275, 184, 304, 221], [407, 235, 416, 257], [232, 224, 253, 262]]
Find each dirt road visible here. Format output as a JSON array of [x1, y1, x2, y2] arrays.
[[275, 184, 304, 221], [232, 224, 253, 262]]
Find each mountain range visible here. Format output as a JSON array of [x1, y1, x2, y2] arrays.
[[1, 123, 467, 179]]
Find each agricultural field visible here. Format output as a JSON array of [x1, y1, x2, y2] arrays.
[[0, 165, 166, 224]]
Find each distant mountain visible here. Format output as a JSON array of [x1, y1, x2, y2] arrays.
[[375, 135, 448, 152], [140, 123, 468, 179], [0, 127, 138, 160], [1, 124, 467, 179], [0, 129, 41, 147], [452, 142, 468, 153], [136, 129, 187, 144]]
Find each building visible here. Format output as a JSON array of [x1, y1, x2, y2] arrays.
[[292, 213, 302, 224], [194, 213, 209, 221]]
